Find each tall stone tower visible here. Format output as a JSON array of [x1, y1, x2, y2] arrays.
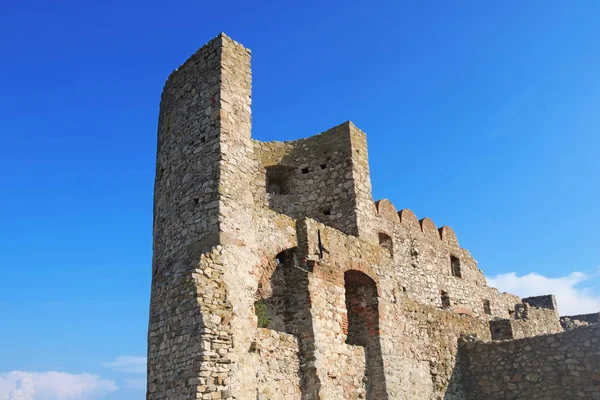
[[148, 33, 260, 399]]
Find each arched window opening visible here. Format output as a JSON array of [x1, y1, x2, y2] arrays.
[[254, 250, 295, 332], [344, 271, 379, 346], [378, 232, 393, 256]]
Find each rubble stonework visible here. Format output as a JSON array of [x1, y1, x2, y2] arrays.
[[148, 33, 599, 399], [460, 325, 600, 399]]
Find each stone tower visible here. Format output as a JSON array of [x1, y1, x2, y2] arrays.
[[149, 33, 597, 400], [149, 33, 261, 399]]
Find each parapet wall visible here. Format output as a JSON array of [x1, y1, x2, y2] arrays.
[[490, 301, 563, 340], [561, 312, 600, 330], [460, 325, 600, 399], [253, 122, 362, 237]]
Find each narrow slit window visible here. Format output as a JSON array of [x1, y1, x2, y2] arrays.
[[483, 299, 491, 315], [450, 255, 461, 278], [441, 290, 450, 308]]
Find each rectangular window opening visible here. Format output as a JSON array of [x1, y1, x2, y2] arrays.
[[441, 290, 450, 308], [301, 167, 309, 174], [450, 255, 462, 278], [483, 299, 491, 315]]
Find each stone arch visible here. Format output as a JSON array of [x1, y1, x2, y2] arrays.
[[254, 250, 294, 332], [343, 270, 388, 399], [344, 270, 380, 345]]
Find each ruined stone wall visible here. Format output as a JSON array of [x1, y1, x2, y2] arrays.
[[510, 303, 563, 338], [460, 325, 600, 399], [252, 329, 302, 399], [296, 218, 493, 399], [253, 122, 361, 236], [562, 312, 600, 329], [150, 32, 575, 400], [149, 34, 236, 400]]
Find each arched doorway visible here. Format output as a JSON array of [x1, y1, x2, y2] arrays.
[[344, 270, 388, 399]]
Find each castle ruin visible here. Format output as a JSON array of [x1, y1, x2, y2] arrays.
[[148, 33, 600, 399]]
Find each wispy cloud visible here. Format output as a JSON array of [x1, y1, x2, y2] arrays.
[[103, 356, 146, 391], [124, 379, 146, 391], [103, 356, 146, 375], [0, 371, 117, 400], [487, 270, 600, 316]]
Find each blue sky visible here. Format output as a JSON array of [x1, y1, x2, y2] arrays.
[[1, 1, 599, 399]]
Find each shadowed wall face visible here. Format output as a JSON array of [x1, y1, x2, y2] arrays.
[[460, 325, 600, 399]]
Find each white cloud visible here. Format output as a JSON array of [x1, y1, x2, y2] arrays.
[[0, 371, 117, 400], [487, 271, 600, 316], [103, 356, 146, 375]]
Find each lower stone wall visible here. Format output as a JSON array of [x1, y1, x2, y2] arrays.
[[509, 305, 563, 338], [460, 325, 600, 399], [561, 312, 600, 330], [380, 298, 492, 400], [253, 329, 302, 399]]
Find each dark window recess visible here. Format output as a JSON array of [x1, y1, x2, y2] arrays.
[[441, 291, 451, 308], [323, 209, 331, 216], [265, 165, 294, 195], [320, 163, 327, 169], [378, 233, 393, 255], [193, 198, 199, 204], [483, 299, 492, 315], [344, 271, 379, 347], [301, 167, 309, 174], [451, 255, 462, 278], [200, 136, 206, 143]]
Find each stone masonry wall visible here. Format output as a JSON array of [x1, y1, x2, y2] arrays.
[[150, 32, 579, 400], [252, 329, 302, 400], [254, 122, 361, 236], [460, 324, 600, 399], [149, 34, 235, 400], [562, 312, 600, 330]]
